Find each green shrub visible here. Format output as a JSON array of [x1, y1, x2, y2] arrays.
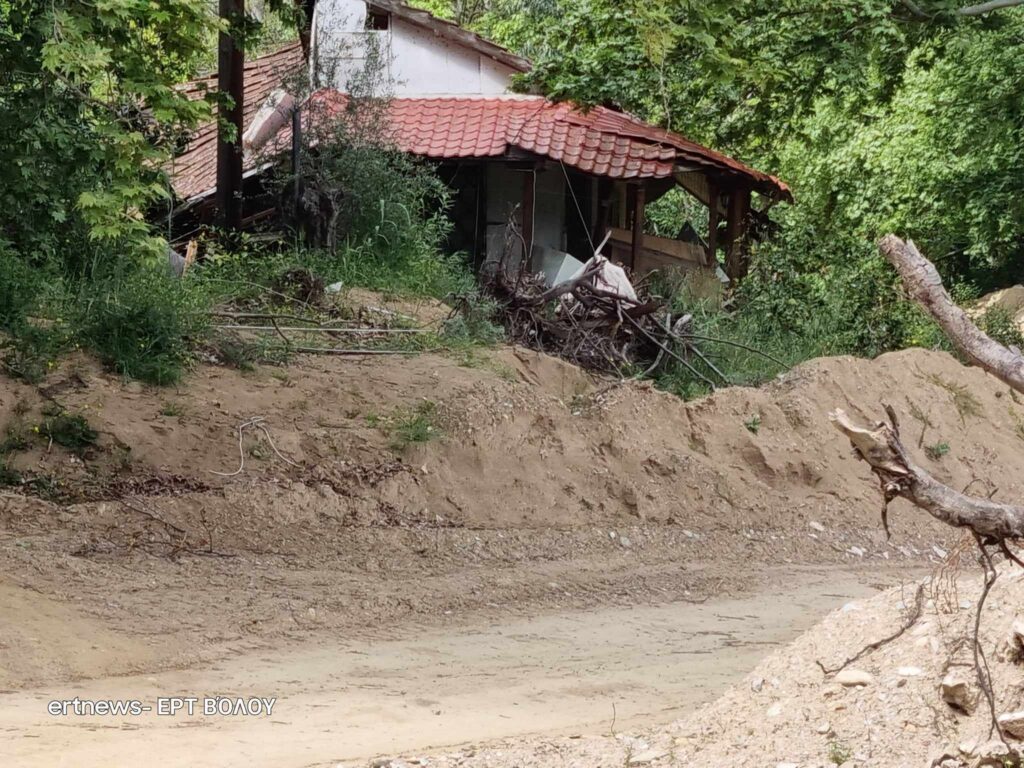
[[979, 306, 1024, 350], [0, 246, 46, 331], [0, 247, 67, 383], [442, 293, 504, 346], [74, 264, 210, 385], [650, 270, 832, 399], [367, 400, 443, 450], [391, 400, 441, 449], [199, 238, 473, 305], [39, 410, 98, 452]]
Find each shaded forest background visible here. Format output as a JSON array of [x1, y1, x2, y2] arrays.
[[0, 0, 1022, 392]]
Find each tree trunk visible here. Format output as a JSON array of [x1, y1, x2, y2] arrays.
[[879, 235, 1024, 393], [830, 236, 1024, 545]]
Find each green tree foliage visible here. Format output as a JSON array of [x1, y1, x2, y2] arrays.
[[0, 0, 216, 263], [439, 0, 1024, 353]]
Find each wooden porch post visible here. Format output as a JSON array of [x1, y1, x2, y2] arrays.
[[216, 0, 245, 231], [521, 168, 535, 267], [723, 185, 752, 283], [594, 178, 613, 251], [630, 184, 645, 270], [706, 178, 720, 268]]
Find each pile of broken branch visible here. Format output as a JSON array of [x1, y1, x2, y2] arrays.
[[478, 234, 778, 388]]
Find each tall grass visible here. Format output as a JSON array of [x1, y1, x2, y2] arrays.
[[72, 263, 211, 385], [651, 270, 846, 399]]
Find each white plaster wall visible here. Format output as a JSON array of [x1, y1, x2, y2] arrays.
[[313, 0, 517, 96], [389, 21, 516, 95], [311, 0, 376, 89]]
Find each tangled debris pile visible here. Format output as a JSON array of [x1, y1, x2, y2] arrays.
[[479, 242, 762, 386]]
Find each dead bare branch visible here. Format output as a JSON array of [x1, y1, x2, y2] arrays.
[[830, 408, 1024, 541], [879, 235, 1024, 395]]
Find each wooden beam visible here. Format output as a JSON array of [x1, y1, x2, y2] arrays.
[[705, 178, 720, 268], [521, 168, 535, 266], [594, 177, 613, 252], [216, 0, 245, 230], [723, 185, 752, 283], [291, 105, 302, 220], [631, 184, 645, 271]]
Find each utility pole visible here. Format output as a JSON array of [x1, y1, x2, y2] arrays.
[[216, 0, 245, 230]]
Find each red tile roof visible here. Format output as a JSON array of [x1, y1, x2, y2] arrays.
[[168, 48, 790, 203], [170, 42, 305, 202], [302, 91, 791, 199]]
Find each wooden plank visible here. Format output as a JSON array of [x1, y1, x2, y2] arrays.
[[609, 228, 705, 265], [706, 178, 720, 268], [724, 185, 752, 282], [521, 168, 535, 265], [631, 185, 645, 270]]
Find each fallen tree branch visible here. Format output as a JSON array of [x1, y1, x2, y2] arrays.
[[830, 407, 1024, 540], [972, 535, 1002, 740], [815, 583, 925, 675], [879, 235, 1024, 394], [290, 347, 417, 356], [215, 325, 425, 334]]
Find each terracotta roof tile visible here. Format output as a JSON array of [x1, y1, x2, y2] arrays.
[[169, 43, 305, 201], [171, 84, 791, 202]]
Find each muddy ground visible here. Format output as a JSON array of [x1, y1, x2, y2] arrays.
[[0, 341, 1019, 765]]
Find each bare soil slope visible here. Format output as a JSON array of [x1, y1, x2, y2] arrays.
[[1, 345, 1019, 690]]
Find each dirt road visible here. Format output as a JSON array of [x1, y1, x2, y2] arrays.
[[0, 565, 913, 768]]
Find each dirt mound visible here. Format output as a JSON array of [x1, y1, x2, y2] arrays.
[[669, 563, 1024, 768], [0, 345, 1019, 687], [4, 345, 1020, 533], [972, 285, 1024, 335]]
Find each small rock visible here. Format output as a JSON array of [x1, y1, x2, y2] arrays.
[[809, 521, 826, 532], [974, 740, 1010, 761], [998, 711, 1024, 739], [1011, 619, 1024, 650], [847, 546, 866, 557], [834, 669, 874, 687], [815, 720, 831, 734], [941, 671, 977, 714], [628, 750, 668, 765], [751, 676, 765, 692], [897, 666, 923, 677], [958, 739, 977, 756], [619, 536, 632, 548], [767, 702, 783, 717]]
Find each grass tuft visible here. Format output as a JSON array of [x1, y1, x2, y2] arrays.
[[38, 411, 98, 452]]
